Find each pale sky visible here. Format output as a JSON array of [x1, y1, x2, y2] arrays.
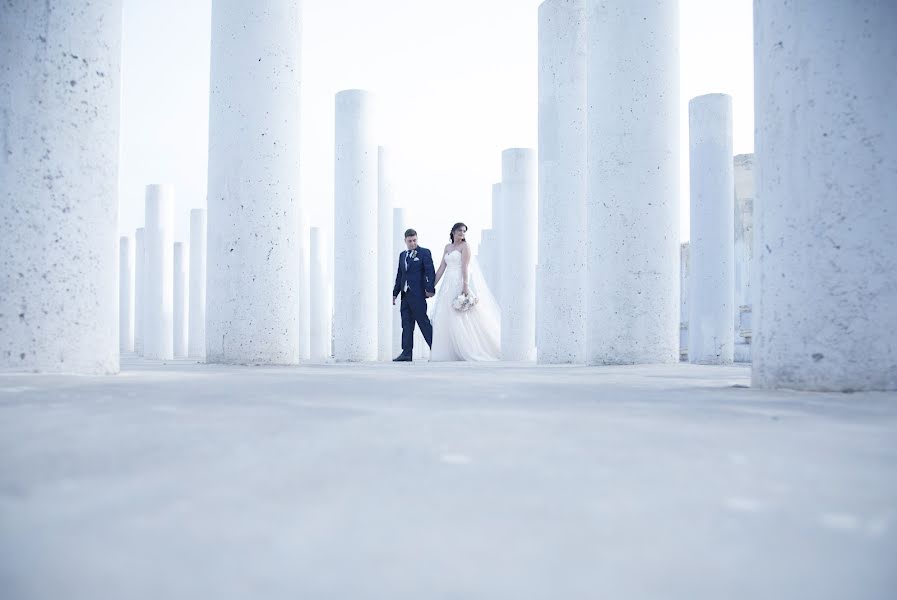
[[118, 0, 754, 255]]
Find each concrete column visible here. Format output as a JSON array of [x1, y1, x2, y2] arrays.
[[585, 0, 680, 365], [173, 242, 188, 358], [478, 229, 493, 288], [188, 209, 207, 360], [688, 93, 734, 364], [0, 1, 122, 374], [297, 217, 310, 362], [135, 228, 145, 356], [377, 146, 395, 361], [733, 153, 755, 363], [119, 236, 134, 352], [391, 207, 406, 358], [143, 186, 174, 360], [753, 1, 897, 391], [333, 89, 378, 362], [143, 185, 174, 360], [206, 0, 302, 364], [538, 0, 588, 364], [679, 242, 689, 361], [310, 227, 331, 361], [500, 149, 537, 361], [490, 183, 503, 305]]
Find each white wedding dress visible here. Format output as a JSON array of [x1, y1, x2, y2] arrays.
[[429, 250, 501, 361]]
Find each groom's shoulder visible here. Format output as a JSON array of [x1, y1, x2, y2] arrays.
[[418, 246, 431, 255]]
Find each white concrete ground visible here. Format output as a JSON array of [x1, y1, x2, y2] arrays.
[[1, 357, 895, 600]]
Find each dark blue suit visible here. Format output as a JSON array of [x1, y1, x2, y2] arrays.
[[393, 247, 435, 353]]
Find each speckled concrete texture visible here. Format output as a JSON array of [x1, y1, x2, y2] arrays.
[[688, 94, 735, 365], [537, 0, 587, 365], [501, 149, 537, 362], [733, 154, 754, 363], [206, 0, 302, 365], [752, 1, 897, 391], [585, 0, 680, 365], [333, 90, 378, 362], [0, 0, 122, 374]]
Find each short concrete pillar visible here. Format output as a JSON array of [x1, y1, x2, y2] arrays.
[[391, 207, 406, 358], [537, 0, 588, 364], [206, 0, 302, 364], [585, 0, 680, 364], [309, 227, 331, 361], [188, 209, 207, 360], [377, 146, 395, 361], [688, 93, 735, 364], [0, 0, 122, 374], [500, 148, 537, 361], [143, 185, 174, 361], [119, 236, 134, 353], [135, 228, 146, 356], [333, 89, 378, 362], [733, 153, 755, 363], [753, 1, 897, 390], [173, 242, 188, 359]]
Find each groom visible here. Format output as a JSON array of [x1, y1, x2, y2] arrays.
[[392, 228, 436, 362]]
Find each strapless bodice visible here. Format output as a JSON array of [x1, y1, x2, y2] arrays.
[[445, 249, 462, 269]]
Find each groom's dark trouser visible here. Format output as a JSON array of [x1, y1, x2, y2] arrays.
[[400, 291, 433, 353]]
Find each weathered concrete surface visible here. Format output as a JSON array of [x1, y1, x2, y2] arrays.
[[1, 359, 895, 600]]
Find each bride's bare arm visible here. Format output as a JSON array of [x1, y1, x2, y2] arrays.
[[434, 246, 449, 286], [461, 243, 471, 294]]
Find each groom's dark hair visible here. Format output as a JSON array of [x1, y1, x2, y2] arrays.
[[404, 228, 417, 238]]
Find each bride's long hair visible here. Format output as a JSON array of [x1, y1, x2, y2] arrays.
[[450, 222, 467, 243]]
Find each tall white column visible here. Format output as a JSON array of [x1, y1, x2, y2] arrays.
[[500, 149, 537, 361], [679, 242, 690, 361], [173, 242, 188, 358], [119, 236, 134, 352], [490, 183, 503, 305], [538, 0, 588, 364], [753, 1, 897, 391], [733, 153, 755, 363], [478, 229, 493, 288], [206, 0, 302, 364], [586, 0, 680, 365], [377, 146, 395, 361], [0, 1, 122, 374], [188, 209, 207, 360], [688, 93, 734, 364], [391, 208, 406, 358], [333, 89, 378, 362], [144, 184, 174, 361], [135, 227, 145, 356], [297, 216, 310, 362], [309, 227, 331, 361]]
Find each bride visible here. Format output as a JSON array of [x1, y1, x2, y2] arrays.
[[429, 222, 501, 361]]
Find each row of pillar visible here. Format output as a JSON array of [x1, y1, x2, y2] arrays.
[[1, 0, 894, 390], [119, 185, 207, 362], [533, 0, 895, 390]]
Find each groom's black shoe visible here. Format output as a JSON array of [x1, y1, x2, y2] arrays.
[[393, 352, 412, 362]]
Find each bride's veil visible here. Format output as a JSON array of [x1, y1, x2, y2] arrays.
[[467, 254, 502, 327]]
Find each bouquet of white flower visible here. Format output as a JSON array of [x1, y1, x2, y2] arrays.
[[452, 292, 479, 312]]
